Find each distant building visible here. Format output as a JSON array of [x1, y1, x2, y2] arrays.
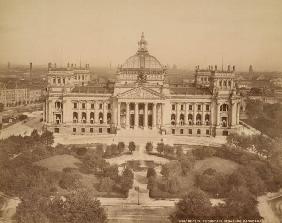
[[44, 34, 241, 137]]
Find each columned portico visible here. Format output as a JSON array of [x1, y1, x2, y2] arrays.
[[116, 101, 164, 130]]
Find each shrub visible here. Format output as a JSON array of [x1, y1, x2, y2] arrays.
[[145, 142, 153, 153], [192, 147, 215, 160]]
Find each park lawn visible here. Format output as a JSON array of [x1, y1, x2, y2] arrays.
[[193, 157, 239, 175], [34, 154, 81, 171]]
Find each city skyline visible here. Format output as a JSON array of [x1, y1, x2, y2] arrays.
[[0, 0, 282, 71]]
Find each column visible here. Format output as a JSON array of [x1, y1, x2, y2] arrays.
[[175, 103, 179, 125], [184, 103, 188, 125], [134, 103, 138, 128], [193, 103, 197, 125], [161, 103, 164, 126], [231, 102, 236, 126], [94, 101, 99, 124], [103, 102, 107, 124], [117, 102, 121, 127], [152, 103, 156, 128], [216, 103, 221, 126], [144, 103, 148, 128], [126, 102, 130, 128], [202, 103, 205, 125], [236, 103, 240, 124]]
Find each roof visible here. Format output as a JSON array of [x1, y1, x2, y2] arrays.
[[169, 83, 211, 95], [71, 85, 114, 94]]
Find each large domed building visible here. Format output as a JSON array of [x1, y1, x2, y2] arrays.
[[44, 33, 241, 137]]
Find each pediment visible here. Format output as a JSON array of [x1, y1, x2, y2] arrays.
[[117, 86, 164, 100]]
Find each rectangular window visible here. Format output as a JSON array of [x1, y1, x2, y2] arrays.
[[180, 129, 184, 134], [81, 128, 85, 133], [54, 128, 59, 133], [91, 103, 94, 109], [99, 128, 102, 133], [73, 103, 77, 109], [53, 78, 56, 84], [90, 128, 93, 133], [198, 105, 201, 111], [206, 129, 210, 135], [172, 104, 176, 111], [73, 128, 76, 133], [99, 104, 103, 109], [58, 78, 61, 84], [82, 103, 86, 109], [172, 129, 175, 134], [108, 104, 111, 110], [107, 128, 111, 133], [188, 129, 192, 134], [180, 105, 184, 111], [189, 105, 193, 111], [206, 105, 210, 111]]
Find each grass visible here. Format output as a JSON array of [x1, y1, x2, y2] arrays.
[[34, 154, 81, 171], [193, 157, 239, 175]]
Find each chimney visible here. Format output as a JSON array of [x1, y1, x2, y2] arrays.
[[227, 65, 230, 71], [215, 65, 217, 71], [54, 63, 56, 68], [233, 65, 235, 71], [208, 65, 210, 70], [48, 62, 52, 71], [67, 62, 70, 68], [211, 66, 213, 71], [71, 63, 73, 68], [29, 62, 32, 78]]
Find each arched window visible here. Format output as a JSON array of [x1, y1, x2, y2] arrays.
[[205, 114, 210, 125], [73, 112, 78, 123], [90, 112, 94, 124], [171, 114, 176, 125], [107, 113, 111, 124], [55, 101, 62, 109], [219, 80, 222, 87], [220, 104, 229, 111], [99, 112, 103, 124], [180, 114, 184, 125], [81, 112, 87, 123], [188, 114, 193, 125], [196, 114, 201, 125], [223, 80, 227, 87], [228, 80, 232, 87]]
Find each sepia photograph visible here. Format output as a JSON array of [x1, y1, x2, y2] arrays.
[[0, 0, 282, 222]]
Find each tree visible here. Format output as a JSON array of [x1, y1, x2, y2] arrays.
[[98, 177, 114, 194], [128, 141, 136, 154], [163, 144, 174, 156], [40, 130, 54, 147], [146, 167, 157, 178], [160, 161, 182, 178], [145, 142, 153, 153], [96, 144, 104, 157], [120, 167, 134, 193], [47, 191, 107, 223], [176, 146, 184, 159], [170, 189, 214, 222], [0, 103, 4, 112], [156, 142, 164, 155], [104, 145, 112, 157], [219, 187, 261, 220], [103, 164, 119, 181], [117, 142, 125, 153]]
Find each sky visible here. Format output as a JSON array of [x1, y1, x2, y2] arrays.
[[0, 0, 281, 71]]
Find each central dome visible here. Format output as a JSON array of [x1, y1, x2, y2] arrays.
[[121, 33, 163, 70]]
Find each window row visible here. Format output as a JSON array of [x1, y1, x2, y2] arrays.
[[219, 80, 232, 88], [73, 102, 111, 110], [171, 128, 210, 135], [73, 127, 111, 134], [171, 114, 210, 126], [73, 112, 111, 124], [171, 104, 210, 112]]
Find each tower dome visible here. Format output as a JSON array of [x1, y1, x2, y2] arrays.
[[121, 33, 163, 70]]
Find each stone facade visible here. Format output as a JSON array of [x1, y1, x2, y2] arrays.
[[44, 34, 241, 137]]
